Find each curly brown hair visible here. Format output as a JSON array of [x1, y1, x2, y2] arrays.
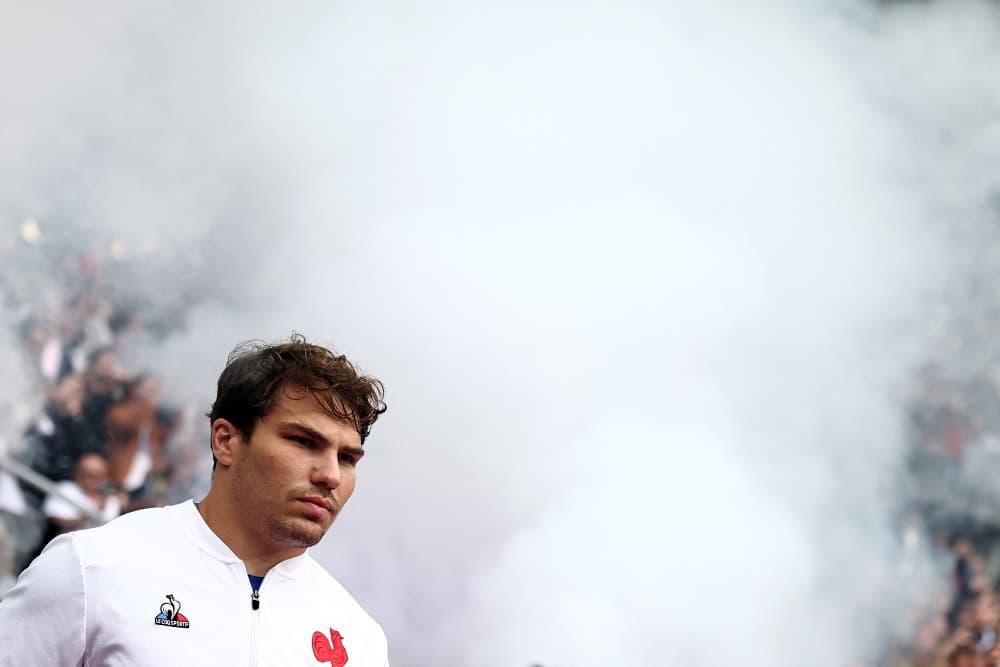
[[207, 334, 386, 448]]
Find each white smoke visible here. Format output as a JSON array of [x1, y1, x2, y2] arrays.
[[2, 1, 998, 665], [0, 320, 35, 455]]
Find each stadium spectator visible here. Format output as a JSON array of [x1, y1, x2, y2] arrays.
[[18, 316, 69, 384], [21, 373, 98, 489], [79, 346, 128, 457], [42, 452, 123, 534], [105, 375, 168, 496]]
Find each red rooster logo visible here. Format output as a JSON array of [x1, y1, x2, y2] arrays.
[[312, 628, 349, 666]]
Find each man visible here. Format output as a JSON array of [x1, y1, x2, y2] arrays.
[[78, 346, 130, 457], [11, 372, 98, 572], [42, 452, 123, 534], [0, 335, 389, 666], [16, 452, 125, 574], [105, 375, 171, 497], [23, 372, 100, 487]]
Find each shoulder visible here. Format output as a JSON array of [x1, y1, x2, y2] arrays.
[[0, 533, 87, 663], [70, 501, 189, 566], [43, 481, 84, 505], [47, 480, 83, 499], [42, 483, 86, 518], [5, 531, 82, 589]]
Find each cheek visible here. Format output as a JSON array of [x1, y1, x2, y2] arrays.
[[245, 449, 296, 485]]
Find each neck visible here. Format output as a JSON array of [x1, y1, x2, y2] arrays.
[[197, 489, 305, 577]]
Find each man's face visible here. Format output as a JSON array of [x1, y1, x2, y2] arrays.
[[226, 387, 364, 550], [51, 373, 85, 416], [87, 352, 121, 395], [76, 454, 108, 495]]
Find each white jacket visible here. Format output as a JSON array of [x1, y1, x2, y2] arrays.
[[0, 500, 389, 666]]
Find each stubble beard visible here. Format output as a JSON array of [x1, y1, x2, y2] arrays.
[[266, 512, 328, 548], [232, 467, 334, 549], [269, 492, 340, 548]]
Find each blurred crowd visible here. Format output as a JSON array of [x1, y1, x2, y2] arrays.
[[0, 228, 209, 594], [872, 363, 1000, 667], [878, 536, 1000, 667]]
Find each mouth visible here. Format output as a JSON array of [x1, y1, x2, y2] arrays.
[[297, 496, 334, 520]]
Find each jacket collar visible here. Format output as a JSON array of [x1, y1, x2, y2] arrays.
[[179, 499, 312, 577]]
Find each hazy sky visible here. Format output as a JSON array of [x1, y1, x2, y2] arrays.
[[3, 1, 999, 665]]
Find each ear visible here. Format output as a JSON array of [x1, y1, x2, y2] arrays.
[[210, 419, 244, 468]]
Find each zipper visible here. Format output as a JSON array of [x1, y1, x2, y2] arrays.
[[249, 600, 259, 667], [243, 566, 264, 667]]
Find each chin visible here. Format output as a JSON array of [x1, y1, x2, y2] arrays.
[[268, 516, 327, 549]]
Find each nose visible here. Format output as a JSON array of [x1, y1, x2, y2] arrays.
[[310, 450, 341, 490]]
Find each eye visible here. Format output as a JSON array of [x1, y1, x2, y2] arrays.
[[338, 452, 359, 466], [289, 435, 317, 449]]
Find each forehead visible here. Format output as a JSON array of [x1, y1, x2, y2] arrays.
[[91, 353, 116, 371], [78, 455, 107, 470], [262, 388, 362, 446]]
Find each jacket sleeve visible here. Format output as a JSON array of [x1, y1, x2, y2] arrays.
[[0, 534, 86, 666]]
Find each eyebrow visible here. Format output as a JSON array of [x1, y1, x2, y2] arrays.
[[279, 421, 365, 459]]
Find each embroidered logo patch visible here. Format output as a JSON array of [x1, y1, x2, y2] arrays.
[[154, 594, 190, 628], [312, 628, 348, 666]]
